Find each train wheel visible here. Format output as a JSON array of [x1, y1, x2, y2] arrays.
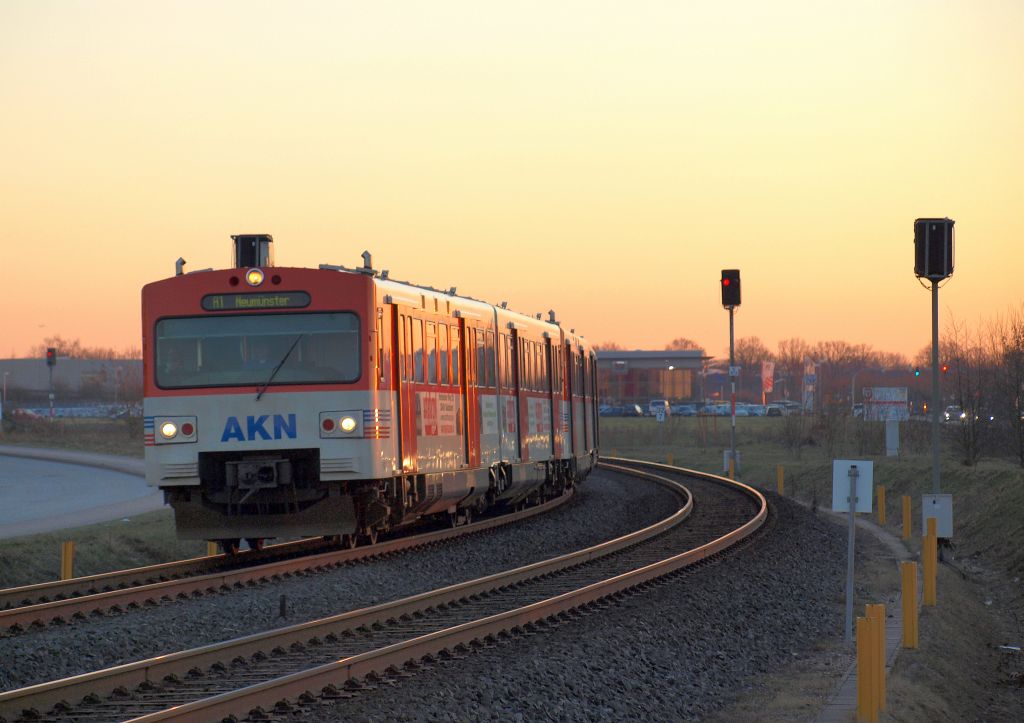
[[220, 538, 241, 555], [245, 538, 265, 552], [364, 528, 378, 546], [342, 533, 357, 549], [463, 509, 473, 526]]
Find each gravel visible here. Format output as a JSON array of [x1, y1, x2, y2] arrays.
[[1, 475, 858, 722], [0, 469, 678, 692], [294, 491, 851, 722]]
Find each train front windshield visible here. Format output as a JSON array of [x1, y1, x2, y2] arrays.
[[155, 313, 360, 389]]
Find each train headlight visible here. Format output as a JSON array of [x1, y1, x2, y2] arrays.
[[152, 416, 198, 445], [245, 268, 265, 287], [320, 410, 362, 438]]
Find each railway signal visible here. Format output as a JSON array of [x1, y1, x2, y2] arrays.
[[914, 217, 955, 500], [720, 269, 741, 307], [720, 269, 741, 477], [45, 347, 56, 419]]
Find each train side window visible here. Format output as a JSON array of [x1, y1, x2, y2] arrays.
[[413, 318, 424, 383], [488, 331, 497, 387], [499, 334, 508, 389], [475, 329, 486, 388], [426, 321, 437, 384], [528, 343, 535, 392], [439, 324, 450, 385], [451, 326, 461, 385], [376, 314, 385, 384], [399, 315, 407, 381], [518, 340, 526, 391]]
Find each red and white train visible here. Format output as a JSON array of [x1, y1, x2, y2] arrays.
[[142, 235, 599, 550]]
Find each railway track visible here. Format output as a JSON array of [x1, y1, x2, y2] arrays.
[[0, 491, 572, 633], [0, 459, 767, 723]]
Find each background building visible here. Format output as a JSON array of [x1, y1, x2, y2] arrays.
[[0, 358, 142, 408], [596, 350, 710, 405]]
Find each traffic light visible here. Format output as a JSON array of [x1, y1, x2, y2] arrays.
[[941, 363, 949, 374], [720, 269, 741, 307], [46, 348, 57, 367], [914, 367, 921, 377], [913, 218, 955, 280]]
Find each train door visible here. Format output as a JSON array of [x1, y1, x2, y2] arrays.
[[396, 310, 418, 471], [565, 341, 576, 456], [459, 321, 477, 467], [546, 338, 559, 456], [510, 329, 523, 461]]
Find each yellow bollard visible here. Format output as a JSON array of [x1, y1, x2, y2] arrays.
[[876, 486, 886, 525], [902, 495, 911, 540], [867, 603, 886, 711], [667, 453, 674, 467], [776, 464, 784, 495], [923, 517, 938, 606], [60, 540, 75, 581], [856, 616, 879, 722], [728, 457, 735, 480], [206, 541, 219, 557], [901, 561, 918, 648]]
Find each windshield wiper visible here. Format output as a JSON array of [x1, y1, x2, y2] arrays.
[[255, 334, 303, 401]]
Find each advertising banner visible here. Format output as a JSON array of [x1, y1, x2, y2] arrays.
[[761, 361, 775, 393]]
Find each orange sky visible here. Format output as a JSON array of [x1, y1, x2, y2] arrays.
[[2, 1, 1021, 360]]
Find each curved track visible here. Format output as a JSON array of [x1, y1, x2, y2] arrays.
[[0, 491, 573, 633], [0, 459, 766, 723]]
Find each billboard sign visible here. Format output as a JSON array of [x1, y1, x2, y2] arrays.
[[863, 386, 909, 421]]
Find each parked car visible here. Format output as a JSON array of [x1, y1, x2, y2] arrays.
[[766, 404, 787, 417], [648, 399, 671, 417], [671, 404, 697, 416], [943, 405, 965, 422], [599, 405, 623, 417], [622, 404, 645, 417]]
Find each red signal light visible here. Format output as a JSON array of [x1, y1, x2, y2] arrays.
[[941, 364, 949, 374], [722, 278, 731, 286]]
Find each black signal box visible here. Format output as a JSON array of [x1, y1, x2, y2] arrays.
[[914, 218, 954, 280], [721, 269, 741, 307]]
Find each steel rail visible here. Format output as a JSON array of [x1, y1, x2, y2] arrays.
[[0, 489, 573, 632], [0, 538, 325, 611], [121, 460, 766, 722], [0, 464, 689, 721]]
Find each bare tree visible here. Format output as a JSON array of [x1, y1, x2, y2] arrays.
[[728, 336, 773, 401], [945, 318, 994, 465], [775, 338, 811, 401], [665, 337, 705, 353], [593, 341, 625, 351], [29, 336, 140, 360], [990, 306, 1024, 466]]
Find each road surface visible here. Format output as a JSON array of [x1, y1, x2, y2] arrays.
[[0, 451, 164, 539]]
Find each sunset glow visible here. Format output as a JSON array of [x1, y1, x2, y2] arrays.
[[3, 1, 1021, 359]]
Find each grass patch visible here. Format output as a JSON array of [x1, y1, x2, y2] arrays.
[[0, 509, 206, 588], [1, 417, 144, 458]]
